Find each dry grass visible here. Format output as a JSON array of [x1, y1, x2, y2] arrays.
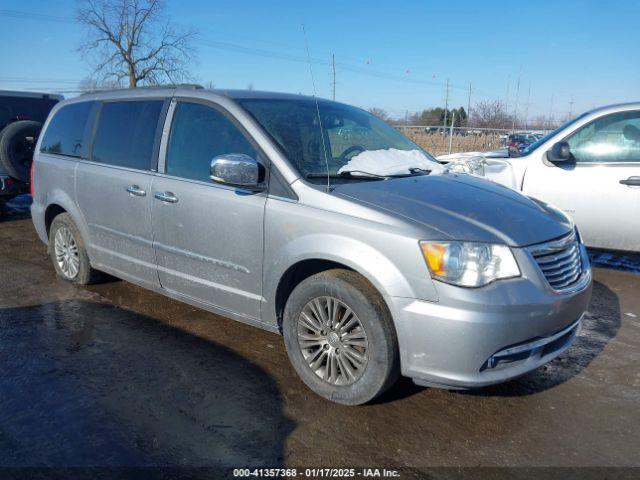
[[401, 130, 504, 156]]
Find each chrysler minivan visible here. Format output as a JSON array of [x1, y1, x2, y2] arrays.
[[31, 86, 592, 405]]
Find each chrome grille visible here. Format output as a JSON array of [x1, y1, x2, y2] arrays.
[[528, 231, 582, 291]]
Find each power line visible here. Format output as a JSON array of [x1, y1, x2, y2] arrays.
[[0, 8, 537, 108], [1, 9, 489, 96], [0, 9, 75, 23]]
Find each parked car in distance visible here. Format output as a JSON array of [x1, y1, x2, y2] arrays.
[[506, 132, 538, 151], [438, 103, 640, 252], [0, 91, 62, 205], [31, 86, 592, 404]]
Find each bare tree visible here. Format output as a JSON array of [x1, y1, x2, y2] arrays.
[[470, 100, 512, 129], [77, 0, 197, 88], [77, 76, 121, 92], [367, 107, 390, 122]]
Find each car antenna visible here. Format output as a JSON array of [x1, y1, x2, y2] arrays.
[[302, 24, 331, 192]]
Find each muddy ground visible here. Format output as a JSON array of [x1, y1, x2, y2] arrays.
[[1, 197, 639, 478]]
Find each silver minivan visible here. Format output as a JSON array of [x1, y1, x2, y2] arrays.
[[31, 86, 592, 405]]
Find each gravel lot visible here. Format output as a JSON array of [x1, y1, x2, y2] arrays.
[[1, 197, 639, 478]]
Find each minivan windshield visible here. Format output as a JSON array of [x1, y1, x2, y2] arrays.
[[238, 98, 440, 183]]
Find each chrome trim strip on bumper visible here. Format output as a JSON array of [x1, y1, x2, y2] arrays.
[[488, 314, 584, 367]]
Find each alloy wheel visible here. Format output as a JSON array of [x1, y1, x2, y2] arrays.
[[297, 296, 369, 385], [53, 226, 80, 279]]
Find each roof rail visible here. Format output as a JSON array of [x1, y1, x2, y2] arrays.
[[80, 83, 204, 95]]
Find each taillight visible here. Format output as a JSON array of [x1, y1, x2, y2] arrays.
[[30, 160, 35, 197]]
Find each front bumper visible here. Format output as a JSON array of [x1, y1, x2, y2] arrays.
[[390, 243, 593, 389]]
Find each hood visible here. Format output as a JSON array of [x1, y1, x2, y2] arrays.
[[332, 173, 572, 247]]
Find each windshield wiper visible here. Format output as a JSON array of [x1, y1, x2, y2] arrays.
[[305, 168, 432, 181], [305, 171, 387, 180]]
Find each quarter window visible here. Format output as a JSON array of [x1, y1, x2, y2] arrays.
[[40, 101, 93, 158], [165, 102, 257, 182], [92, 100, 164, 170], [566, 111, 640, 163]]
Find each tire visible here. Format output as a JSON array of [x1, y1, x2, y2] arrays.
[[48, 212, 102, 285], [0, 120, 42, 182], [282, 269, 400, 405]]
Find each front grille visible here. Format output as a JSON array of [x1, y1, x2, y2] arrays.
[[528, 231, 582, 290]]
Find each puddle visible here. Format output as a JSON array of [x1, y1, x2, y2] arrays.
[[0, 300, 294, 468]]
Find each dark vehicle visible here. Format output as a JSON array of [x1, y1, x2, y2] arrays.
[[506, 133, 537, 151], [0, 91, 63, 206]]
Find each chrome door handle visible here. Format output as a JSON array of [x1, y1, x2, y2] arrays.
[[620, 176, 640, 186], [154, 191, 179, 203], [126, 185, 146, 197]]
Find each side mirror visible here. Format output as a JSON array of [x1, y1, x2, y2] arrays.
[[548, 141, 572, 163], [507, 145, 521, 158], [210, 153, 263, 189]]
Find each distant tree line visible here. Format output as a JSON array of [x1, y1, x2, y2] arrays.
[[369, 100, 561, 130]]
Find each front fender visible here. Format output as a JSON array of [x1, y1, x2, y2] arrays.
[[263, 233, 436, 325]]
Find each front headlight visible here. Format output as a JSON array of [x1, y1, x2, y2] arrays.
[[420, 241, 520, 287], [444, 157, 486, 176]]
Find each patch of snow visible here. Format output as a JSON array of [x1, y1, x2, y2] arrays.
[[337, 149, 443, 176]]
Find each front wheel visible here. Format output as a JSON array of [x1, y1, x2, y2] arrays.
[[282, 269, 399, 405]]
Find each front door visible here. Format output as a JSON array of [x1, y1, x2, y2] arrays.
[[151, 100, 267, 319], [76, 99, 165, 286], [523, 110, 640, 251]]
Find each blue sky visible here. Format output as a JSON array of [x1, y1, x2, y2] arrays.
[[0, 0, 637, 120]]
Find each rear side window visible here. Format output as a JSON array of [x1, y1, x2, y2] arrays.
[[165, 102, 256, 182], [92, 100, 164, 170], [40, 102, 93, 158]]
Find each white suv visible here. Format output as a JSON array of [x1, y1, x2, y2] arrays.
[[440, 103, 640, 252]]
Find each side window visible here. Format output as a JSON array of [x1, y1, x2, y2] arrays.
[[165, 102, 257, 182], [40, 102, 93, 158], [92, 100, 164, 170], [566, 111, 640, 163]]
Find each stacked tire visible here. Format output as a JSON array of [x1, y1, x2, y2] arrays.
[[0, 120, 43, 182]]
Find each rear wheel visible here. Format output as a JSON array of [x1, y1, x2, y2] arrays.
[[49, 213, 102, 284], [282, 269, 399, 405]]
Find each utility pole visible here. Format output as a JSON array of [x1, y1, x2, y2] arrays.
[[331, 53, 336, 101], [467, 82, 472, 124], [512, 66, 521, 132], [443, 78, 450, 128], [549, 94, 554, 128], [504, 75, 510, 113], [568, 95, 575, 118], [524, 82, 531, 130], [448, 111, 456, 154]]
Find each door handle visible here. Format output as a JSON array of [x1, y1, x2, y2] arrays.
[[619, 176, 640, 186], [154, 191, 179, 203], [126, 185, 146, 197]]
